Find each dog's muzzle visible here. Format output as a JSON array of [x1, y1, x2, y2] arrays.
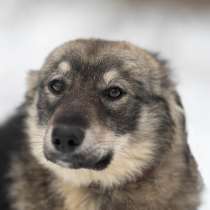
[[45, 149, 113, 171], [44, 123, 113, 170]]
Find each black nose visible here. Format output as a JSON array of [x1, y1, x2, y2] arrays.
[[52, 125, 84, 153]]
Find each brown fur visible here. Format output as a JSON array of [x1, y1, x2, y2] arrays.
[[7, 39, 203, 210]]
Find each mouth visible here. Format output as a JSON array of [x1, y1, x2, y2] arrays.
[[92, 153, 113, 170], [45, 151, 113, 171]]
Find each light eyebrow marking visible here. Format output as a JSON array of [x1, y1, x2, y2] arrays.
[[58, 61, 71, 74], [103, 70, 119, 84]]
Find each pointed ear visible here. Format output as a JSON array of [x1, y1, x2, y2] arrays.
[[26, 70, 39, 90], [26, 70, 40, 100]]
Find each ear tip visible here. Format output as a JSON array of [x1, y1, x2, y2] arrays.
[[28, 69, 39, 75], [27, 69, 39, 78]]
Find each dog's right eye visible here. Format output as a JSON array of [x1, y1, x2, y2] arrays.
[[102, 86, 126, 101], [48, 79, 66, 95]]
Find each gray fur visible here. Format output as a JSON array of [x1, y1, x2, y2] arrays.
[[6, 39, 203, 210]]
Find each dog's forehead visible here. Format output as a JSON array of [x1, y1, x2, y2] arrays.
[[41, 39, 160, 81]]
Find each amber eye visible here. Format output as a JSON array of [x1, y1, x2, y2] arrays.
[[48, 79, 66, 95], [103, 86, 125, 100]]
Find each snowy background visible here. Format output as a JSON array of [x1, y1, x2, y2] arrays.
[[0, 0, 209, 209]]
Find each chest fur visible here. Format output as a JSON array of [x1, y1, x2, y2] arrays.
[[59, 185, 138, 210]]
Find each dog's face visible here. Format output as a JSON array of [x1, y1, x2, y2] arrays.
[[26, 39, 179, 188]]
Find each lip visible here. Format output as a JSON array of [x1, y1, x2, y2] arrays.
[[44, 150, 113, 171], [91, 152, 113, 170]]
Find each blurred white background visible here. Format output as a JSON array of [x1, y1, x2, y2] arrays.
[[0, 0, 209, 209]]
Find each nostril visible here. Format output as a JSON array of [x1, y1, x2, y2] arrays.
[[53, 138, 61, 146], [67, 138, 77, 147], [52, 125, 84, 153]]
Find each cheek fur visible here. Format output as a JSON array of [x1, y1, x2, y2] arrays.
[[98, 98, 142, 135], [133, 96, 175, 159], [36, 89, 59, 125]]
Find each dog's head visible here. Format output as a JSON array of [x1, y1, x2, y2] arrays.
[[26, 39, 184, 188]]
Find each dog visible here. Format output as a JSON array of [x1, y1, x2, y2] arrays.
[[0, 39, 203, 210]]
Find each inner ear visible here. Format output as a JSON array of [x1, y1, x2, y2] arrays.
[[27, 70, 39, 89], [173, 91, 184, 109], [26, 70, 40, 99]]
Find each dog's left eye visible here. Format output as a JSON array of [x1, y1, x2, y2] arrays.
[[103, 86, 125, 100], [48, 79, 66, 95]]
